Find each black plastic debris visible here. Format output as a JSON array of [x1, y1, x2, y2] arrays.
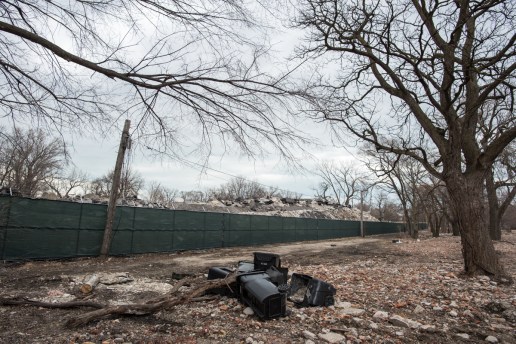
[[237, 261, 255, 274], [238, 272, 287, 319], [206, 267, 237, 297], [253, 252, 281, 271], [288, 273, 336, 307], [207, 267, 232, 280], [265, 266, 289, 285], [205, 252, 335, 320]]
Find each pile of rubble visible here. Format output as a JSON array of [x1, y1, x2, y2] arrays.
[[206, 197, 378, 221], [28, 192, 379, 221]]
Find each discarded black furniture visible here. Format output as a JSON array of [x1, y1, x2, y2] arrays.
[[288, 273, 336, 307], [237, 272, 287, 319], [205, 253, 336, 319]]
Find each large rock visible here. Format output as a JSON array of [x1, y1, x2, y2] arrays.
[[389, 314, 422, 329], [373, 310, 389, 320], [318, 332, 346, 343]]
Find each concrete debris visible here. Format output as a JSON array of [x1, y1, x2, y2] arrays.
[[317, 331, 346, 343], [302, 330, 316, 340], [339, 307, 366, 316], [31, 193, 379, 221], [413, 305, 424, 314], [388, 314, 421, 329], [373, 310, 389, 320], [456, 333, 470, 340], [243, 307, 255, 316]]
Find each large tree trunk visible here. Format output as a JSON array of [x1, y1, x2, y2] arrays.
[[445, 171, 507, 279]]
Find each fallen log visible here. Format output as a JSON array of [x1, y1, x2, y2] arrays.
[[65, 273, 237, 328], [80, 274, 100, 294]]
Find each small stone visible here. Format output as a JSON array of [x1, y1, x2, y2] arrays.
[[433, 306, 443, 311], [339, 308, 365, 316], [114, 339, 124, 344], [420, 325, 436, 333], [335, 301, 352, 309], [395, 331, 404, 336], [373, 310, 389, 320], [449, 311, 458, 317], [245, 337, 254, 344], [456, 333, 470, 340], [414, 305, 424, 314], [303, 330, 316, 340], [243, 307, 254, 316], [305, 340, 315, 344], [449, 301, 458, 308], [369, 322, 379, 330], [318, 332, 346, 343], [389, 315, 421, 329], [463, 310, 474, 318], [485, 336, 498, 343]]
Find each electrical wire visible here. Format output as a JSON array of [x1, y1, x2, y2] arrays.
[[144, 145, 308, 198]]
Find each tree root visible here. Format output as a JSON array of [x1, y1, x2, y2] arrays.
[[0, 273, 237, 328], [0, 297, 105, 309], [65, 273, 237, 328]]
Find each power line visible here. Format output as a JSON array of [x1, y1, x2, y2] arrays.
[[144, 145, 309, 197]]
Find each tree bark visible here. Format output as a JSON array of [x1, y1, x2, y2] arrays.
[[445, 171, 507, 279], [486, 169, 502, 240]]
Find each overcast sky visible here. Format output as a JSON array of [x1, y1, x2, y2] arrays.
[[65, 121, 360, 198], [0, 1, 367, 199]]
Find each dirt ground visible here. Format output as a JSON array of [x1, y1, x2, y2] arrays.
[[1, 231, 515, 344]]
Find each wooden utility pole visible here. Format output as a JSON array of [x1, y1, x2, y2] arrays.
[[100, 119, 131, 258]]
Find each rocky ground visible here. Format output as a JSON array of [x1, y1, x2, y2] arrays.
[[0, 231, 514, 344]]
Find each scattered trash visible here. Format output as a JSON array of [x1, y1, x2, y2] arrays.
[[253, 252, 281, 271], [206, 251, 336, 319], [288, 273, 336, 307]]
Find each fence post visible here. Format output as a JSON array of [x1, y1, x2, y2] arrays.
[[75, 202, 84, 256], [0, 197, 13, 260]]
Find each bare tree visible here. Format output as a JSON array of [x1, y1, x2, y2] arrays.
[[417, 177, 454, 237], [44, 168, 90, 198], [369, 192, 403, 222], [365, 148, 427, 238], [0, 0, 307, 160], [297, 0, 515, 279], [0, 128, 67, 196], [91, 168, 144, 199], [208, 176, 278, 201], [146, 181, 179, 206], [314, 161, 363, 206], [486, 143, 516, 240]]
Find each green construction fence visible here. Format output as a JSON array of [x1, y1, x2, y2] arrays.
[[0, 197, 423, 260]]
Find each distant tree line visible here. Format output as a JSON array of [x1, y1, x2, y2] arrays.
[[1, 128, 514, 238]]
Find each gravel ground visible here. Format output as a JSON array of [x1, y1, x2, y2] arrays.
[[0, 230, 514, 344]]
